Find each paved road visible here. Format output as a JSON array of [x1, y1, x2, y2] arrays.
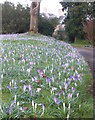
[[74, 47, 95, 96]]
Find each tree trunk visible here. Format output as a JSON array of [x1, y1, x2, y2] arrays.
[[74, 37, 77, 43], [30, 1, 40, 33]]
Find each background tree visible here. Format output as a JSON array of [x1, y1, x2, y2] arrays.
[[38, 15, 58, 36], [60, 2, 94, 43], [2, 1, 58, 36], [2, 2, 30, 34]]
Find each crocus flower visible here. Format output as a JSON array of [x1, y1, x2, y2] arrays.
[[32, 77, 35, 82], [36, 88, 41, 93], [68, 103, 70, 111], [46, 77, 51, 86], [62, 90, 65, 96], [23, 84, 27, 92], [31, 89, 33, 96], [28, 84, 32, 91], [75, 83, 77, 86], [34, 76, 37, 81], [1, 74, 3, 79], [32, 100, 34, 111], [43, 68, 45, 73], [9, 85, 11, 92], [72, 87, 75, 93], [64, 83, 68, 90], [51, 87, 57, 94], [17, 101, 19, 106], [14, 95, 16, 104], [27, 68, 30, 75], [68, 93, 72, 99], [57, 99, 60, 106], [35, 103, 37, 112], [7, 106, 11, 115], [59, 72, 61, 79], [50, 69, 52, 73], [9, 71, 11, 75], [59, 85, 62, 90], [63, 102, 65, 113], [52, 76, 54, 82], [54, 96, 57, 103], [42, 104, 45, 115], [77, 93, 79, 97]]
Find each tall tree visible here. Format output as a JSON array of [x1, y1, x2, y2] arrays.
[[60, 2, 94, 43], [2, 2, 30, 33], [30, 0, 41, 33]]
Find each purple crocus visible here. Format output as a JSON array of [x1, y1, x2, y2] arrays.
[[64, 83, 68, 90], [72, 87, 75, 93], [40, 71, 43, 78], [57, 99, 60, 106], [68, 93, 72, 99], [54, 96, 57, 103], [31, 89, 33, 96], [34, 76, 37, 81], [37, 68, 40, 74], [75, 76, 78, 80], [62, 90, 65, 96], [42, 104, 45, 114], [9, 71, 11, 75], [7, 106, 11, 115], [46, 77, 50, 83], [46, 77, 51, 86]]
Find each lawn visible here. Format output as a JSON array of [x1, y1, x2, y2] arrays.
[[70, 39, 92, 47], [0, 34, 93, 119]]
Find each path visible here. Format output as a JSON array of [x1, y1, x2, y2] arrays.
[[74, 47, 95, 96]]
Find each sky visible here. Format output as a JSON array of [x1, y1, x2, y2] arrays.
[[1, 0, 63, 17]]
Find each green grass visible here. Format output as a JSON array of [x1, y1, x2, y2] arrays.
[[70, 39, 91, 47], [1, 34, 93, 119]]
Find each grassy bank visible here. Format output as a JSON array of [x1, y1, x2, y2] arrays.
[[0, 34, 93, 119]]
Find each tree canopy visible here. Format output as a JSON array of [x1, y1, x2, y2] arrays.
[[2, 1, 58, 36], [2, 2, 30, 33], [60, 2, 95, 43]]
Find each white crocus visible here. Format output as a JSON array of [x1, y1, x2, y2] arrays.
[[28, 84, 31, 91], [32, 77, 35, 82], [17, 101, 19, 106], [36, 88, 41, 93], [52, 76, 54, 83], [32, 100, 34, 111], [35, 103, 37, 112], [67, 103, 70, 120], [27, 68, 30, 75], [63, 102, 65, 113], [14, 95, 16, 103], [1, 74, 3, 79]]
